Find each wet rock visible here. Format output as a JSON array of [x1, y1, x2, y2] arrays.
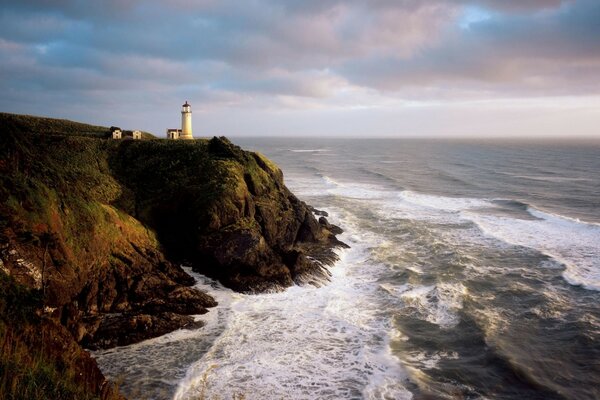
[[82, 312, 203, 350], [308, 205, 329, 217]]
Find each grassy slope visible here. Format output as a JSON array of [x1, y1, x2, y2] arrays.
[[0, 112, 155, 139], [0, 124, 157, 306], [0, 273, 121, 400], [0, 115, 171, 398], [0, 112, 277, 297], [0, 113, 285, 398]]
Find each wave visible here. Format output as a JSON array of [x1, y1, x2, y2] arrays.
[[173, 209, 413, 400], [399, 190, 493, 212], [378, 189, 600, 292], [336, 183, 600, 292], [527, 207, 600, 227], [467, 206, 600, 291], [358, 167, 404, 189], [320, 176, 395, 200], [511, 174, 590, 183], [289, 148, 331, 153], [381, 282, 466, 329], [289, 176, 599, 293]]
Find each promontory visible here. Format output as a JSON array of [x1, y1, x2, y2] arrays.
[[0, 112, 345, 399]]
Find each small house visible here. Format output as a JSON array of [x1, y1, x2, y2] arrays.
[[166, 128, 181, 140], [110, 127, 122, 139]]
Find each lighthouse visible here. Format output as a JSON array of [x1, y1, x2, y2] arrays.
[[180, 101, 193, 140]]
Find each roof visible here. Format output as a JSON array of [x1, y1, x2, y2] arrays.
[[182, 101, 191, 107]]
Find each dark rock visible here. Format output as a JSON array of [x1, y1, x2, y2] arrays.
[[0, 114, 349, 397], [328, 224, 344, 236], [308, 205, 329, 217], [82, 312, 202, 350], [106, 135, 350, 293]]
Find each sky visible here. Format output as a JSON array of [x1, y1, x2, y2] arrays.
[[0, 0, 599, 138]]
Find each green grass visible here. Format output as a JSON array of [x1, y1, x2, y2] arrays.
[[0, 113, 110, 138], [0, 113, 289, 398], [0, 114, 275, 270], [0, 112, 155, 139], [0, 273, 120, 400], [0, 326, 98, 400]]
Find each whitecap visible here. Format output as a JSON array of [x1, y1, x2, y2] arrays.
[[382, 283, 467, 329], [399, 190, 493, 212], [465, 207, 600, 291], [173, 211, 413, 400]]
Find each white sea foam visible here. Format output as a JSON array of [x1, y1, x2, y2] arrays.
[[367, 185, 600, 293], [326, 180, 393, 200], [399, 191, 493, 212], [404, 350, 460, 370], [287, 173, 396, 201], [173, 211, 412, 400], [466, 207, 600, 291], [381, 283, 466, 329]]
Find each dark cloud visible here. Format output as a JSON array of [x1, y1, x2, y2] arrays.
[[467, 0, 566, 12], [340, 0, 600, 95], [0, 0, 597, 136]]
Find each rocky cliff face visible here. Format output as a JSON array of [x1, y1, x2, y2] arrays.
[[112, 135, 346, 293], [0, 113, 345, 398]]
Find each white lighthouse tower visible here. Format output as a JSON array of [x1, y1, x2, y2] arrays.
[[180, 101, 193, 140]]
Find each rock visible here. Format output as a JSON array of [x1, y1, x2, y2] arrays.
[[82, 312, 203, 350], [308, 205, 329, 217], [328, 224, 344, 236], [108, 135, 349, 293], [0, 116, 349, 397]]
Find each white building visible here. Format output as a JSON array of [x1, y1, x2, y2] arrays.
[[167, 101, 194, 140], [180, 101, 193, 140], [166, 128, 181, 140], [132, 130, 142, 140], [111, 128, 122, 139]]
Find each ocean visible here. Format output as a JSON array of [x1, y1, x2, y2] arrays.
[[94, 138, 600, 399]]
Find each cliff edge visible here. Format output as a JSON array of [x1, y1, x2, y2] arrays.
[[0, 113, 345, 398], [111, 133, 346, 293]]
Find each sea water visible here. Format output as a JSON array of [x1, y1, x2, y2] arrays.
[[94, 138, 600, 399]]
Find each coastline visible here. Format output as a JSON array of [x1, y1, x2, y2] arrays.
[[0, 113, 347, 398]]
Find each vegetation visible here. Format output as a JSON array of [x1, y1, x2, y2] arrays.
[[0, 112, 154, 139], [0, 112, 287, 305], [106, 135, 286, 263], [0, 112, 110, 138], [0, 273, 120, 400], [0, 113, 285, 398], [0, 112, 333, 398], [0, 114, 172, 398]]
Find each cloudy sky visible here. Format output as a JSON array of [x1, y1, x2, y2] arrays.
[[1, 0, 599, 137]]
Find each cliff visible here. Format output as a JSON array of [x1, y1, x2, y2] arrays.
[[0, 112, 345, 398]]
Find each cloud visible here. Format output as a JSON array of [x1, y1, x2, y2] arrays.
[[340, 0, 600, 96], [0, 0, 598, 136]]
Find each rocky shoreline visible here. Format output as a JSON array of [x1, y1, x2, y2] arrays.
[[0, 113, 346, 398]]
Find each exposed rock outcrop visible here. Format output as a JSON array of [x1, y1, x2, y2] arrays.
[[0, 113, 346, 398], [112, 136, 347, 292]]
